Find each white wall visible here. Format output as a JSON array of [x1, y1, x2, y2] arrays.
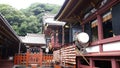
[[103, 41, 120, 51], [86, 46, 99, 53]]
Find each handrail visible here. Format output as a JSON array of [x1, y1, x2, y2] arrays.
[[14, 52, 43, 67], [42, 54, 53, 66], [14, 53, 53, 67]]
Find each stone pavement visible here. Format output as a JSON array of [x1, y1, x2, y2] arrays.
[[13, 65, 54, 68]]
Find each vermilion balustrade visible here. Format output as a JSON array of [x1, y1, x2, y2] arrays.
[[42, 54, 53, 66], [14, 52, 42, 67], [14, 53, 26, 65], [14, 52, 53, 67]]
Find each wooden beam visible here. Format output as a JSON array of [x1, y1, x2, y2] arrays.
[[0, 27, 15, 43], [90, 1, 96, 8], [0, 25, 19, 42], [57, 0, 73, 20], [91, 35, 120, 46], [82, 0, 119, 25], [65, 0, 82, 18]]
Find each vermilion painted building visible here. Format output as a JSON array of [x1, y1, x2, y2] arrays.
[[1, 0, 120, 68], [0, 14, 26, 68], [54, 0, 120, 68]]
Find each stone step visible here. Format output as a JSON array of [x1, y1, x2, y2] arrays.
[[13, 65, 54, 68]]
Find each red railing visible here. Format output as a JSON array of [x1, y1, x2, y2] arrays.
[[14, 52, 42, 67], [26, 52, 42, 67], [14, 53, 26, 65], [42, 54, 53, 66]]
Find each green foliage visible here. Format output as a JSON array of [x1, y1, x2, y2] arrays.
[[0, 3, 61, 36]]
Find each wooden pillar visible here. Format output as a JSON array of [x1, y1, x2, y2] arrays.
[[62, 26, 64, 46], [97, 14, 103, 52], [116, 61, 120, 68], [99, 45, 103, 53], [53, 30, 56, 47], [26, 50, 29, 67], [97, 14, 103, 40], [60, 26, 65, 65], [40, 52, 42, 66], [82, 24, 84, 32], [56, 30, 59, 47], [90, 58, 95, 68], [69, 24, 72, 42], [111, 59, 117, 68], [77, 57, 80, 68], [18, 42, 21, 54]]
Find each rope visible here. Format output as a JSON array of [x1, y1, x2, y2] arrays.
[[75, 47, 90, 65]]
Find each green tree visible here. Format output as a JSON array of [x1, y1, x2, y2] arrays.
[[0, 4, 27, 35], [0, 3, 61, 36]]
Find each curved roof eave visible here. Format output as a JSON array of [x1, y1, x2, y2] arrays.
[[0, 13, 21, 42], [54, 0, 69, 20]]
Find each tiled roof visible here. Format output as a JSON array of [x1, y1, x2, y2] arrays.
[[19, 33, 46, 45]]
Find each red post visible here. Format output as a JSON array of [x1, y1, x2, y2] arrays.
[[14, 54, 17, 64], [26, 52, 29, 67], [97, 14, 103, 40], [77, 57, 80, 68], [20, 54, 22, 64], [97, 14, 103, 52], [111, 59, 117, 68], [90, 58, 95, 68]]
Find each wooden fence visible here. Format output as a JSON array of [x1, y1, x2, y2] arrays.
[[14, 52, 42, 67], [14, 53, 53, 67], [42, 54, 53, 66], [14, 53, 26, 65]]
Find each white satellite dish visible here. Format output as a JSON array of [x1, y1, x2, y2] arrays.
[[77, 32, 89, 43]]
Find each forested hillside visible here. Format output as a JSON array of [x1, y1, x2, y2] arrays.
[[0, 3, 60, 36]]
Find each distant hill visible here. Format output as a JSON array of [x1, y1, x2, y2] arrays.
[[0, 3, 61, 36]]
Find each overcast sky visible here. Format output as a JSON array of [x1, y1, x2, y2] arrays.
[[0, 0, 65, 9]]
